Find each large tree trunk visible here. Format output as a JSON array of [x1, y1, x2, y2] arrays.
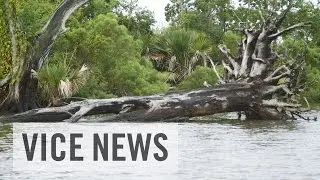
[[0, 83, 280, 122], [0, 83, 305, 123], [0, 0, 88, 112]]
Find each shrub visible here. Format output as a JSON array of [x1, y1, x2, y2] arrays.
[[178, 66, 218, 90]]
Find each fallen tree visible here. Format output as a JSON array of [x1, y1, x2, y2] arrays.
[[0, 0, 312, 122], [0, 83, 304, 123]]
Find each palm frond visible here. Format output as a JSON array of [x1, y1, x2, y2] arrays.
[[38, 57, 89, 105]]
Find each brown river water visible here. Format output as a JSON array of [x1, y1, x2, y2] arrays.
[[0, 111, 319, 180]]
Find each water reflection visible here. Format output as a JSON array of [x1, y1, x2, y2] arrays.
[[190, 114, 300, 134], [221, 120, 298, 132]]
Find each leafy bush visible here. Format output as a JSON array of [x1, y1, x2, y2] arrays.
[[277, 37, 320, 104], [149, 28, 213, 84], [222, 31, 242, 55], [178, 66, 218, 90], [75, 72, 115, 99], [52, 14, 169, 98], [304, 67, 320, 103]]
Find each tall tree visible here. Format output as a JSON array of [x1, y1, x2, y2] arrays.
[[0, 0, 89, 112]]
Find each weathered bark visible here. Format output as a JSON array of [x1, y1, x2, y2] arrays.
[[0, 83, 262, 122], [1, 0, 88, 112], [1, 82, 306, 123]]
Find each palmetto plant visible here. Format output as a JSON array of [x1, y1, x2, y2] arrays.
[[149, 28, 212, 84], [37, 58, 88, 106]]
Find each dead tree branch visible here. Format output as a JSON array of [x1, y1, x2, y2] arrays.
[[269, 22, 312, 40]]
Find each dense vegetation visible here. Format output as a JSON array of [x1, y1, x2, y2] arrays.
[[0, 0, 319, 108]]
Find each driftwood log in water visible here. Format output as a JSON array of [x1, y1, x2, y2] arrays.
[[0, 83, 304, 123]]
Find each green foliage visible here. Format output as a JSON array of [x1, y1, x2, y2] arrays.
[[150, 28, 213, 84], [38, 55, 88, 104], [19, 0, 60, 40], [222, 31, 242, 56], [165, 0, 194, 23], [115, 0, 155, 37], [178, 11, 225, 44], [277, 36, 320, 103], [307, 47, 320, 68], [0, 1, 11, 79], [18, 0, 118, 40], [178, 66, 218, 90], [305, 47, 320, 103], [111, 59, 169, 95], [115, 1, 156, 55], [157, 28, 199, 61], [52, 14, 169, 98], [117, 9, 155, 37], [38, 59, 70, 101], [83, 0, 119, 18], [277, 37, 320, 67], [0, 0, 27, 80], [75, 68, 115, 99], [303, 67, 320, 103]]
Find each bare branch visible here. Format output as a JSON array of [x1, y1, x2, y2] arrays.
[[231, 9, 242, 22], [269, 22, 312, 39], [206, 54, 225, 84], [218, 44, 236, 60], [263, 84, 293, 97], [303, 97, 311, 110], [291, 111, 315, 121], [222, 61, 233, 74], [218, 44, 240, 77], [266, 72, 290, 84], [67, 104, 95, 123], [252, 57, 266, 63], [264, 65, 291, 82]]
